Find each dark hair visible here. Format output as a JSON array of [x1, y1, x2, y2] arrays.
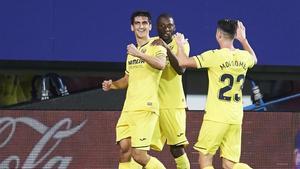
[[156, 13, 174, 25], [130, 10, 151, 25], [217, 19, 238, 39]]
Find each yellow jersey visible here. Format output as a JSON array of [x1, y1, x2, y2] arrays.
[[158, 38, 190, 109], [122, 40, 167, 113], [193, 48, 254, 124]]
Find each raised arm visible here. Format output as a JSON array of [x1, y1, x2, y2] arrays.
[[236, 21, 258, 64], [127, 44, 166, 70], [173, 33, 198, 68], [102, 74, 128, 91]]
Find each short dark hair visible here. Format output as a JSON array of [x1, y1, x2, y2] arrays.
[[156, 13, 174, 25], [217, 19, 238, 39], [130, 10, 152, 25]]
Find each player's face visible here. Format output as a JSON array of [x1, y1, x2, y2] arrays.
[[131, 16, 152, 39], [157, 17, 175, 43]]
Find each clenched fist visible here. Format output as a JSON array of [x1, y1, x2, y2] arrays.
[[102, 79, 112, 91]]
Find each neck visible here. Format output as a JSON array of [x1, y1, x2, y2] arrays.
[[136, 35, 150, 47], [162, 37, 172, 44], [219, 40, 235, 50]]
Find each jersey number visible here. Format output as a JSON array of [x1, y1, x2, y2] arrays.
[[218, 74, 245, 102]]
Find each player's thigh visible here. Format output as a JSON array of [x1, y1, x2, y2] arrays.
[[116, 111, 130, 142], [159, 108, 188, 145], [129, 110, 159, 150], [150, 119, 166, 151], [194, 120, 229, 155], [220, 124, 242, 163]]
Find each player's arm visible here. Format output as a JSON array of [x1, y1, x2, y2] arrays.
[[152, 39, 185, 75], [169, 45, 188, 74], [236, 21, 258, 64], [127, 44, 166, 70], [173, 33, 198, 68], [102, 74, 128, 91], [168, 46, 186, 75]]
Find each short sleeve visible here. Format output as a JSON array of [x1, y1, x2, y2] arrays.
[[153, 45, 167, 58], [192, 50, 215, 69]]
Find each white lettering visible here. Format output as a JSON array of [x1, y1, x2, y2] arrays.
[[0, 117, 87, 169]]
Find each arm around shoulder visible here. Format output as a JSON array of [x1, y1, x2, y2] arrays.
[[151, 38, 183, 73], [167, 45, 186, 75]]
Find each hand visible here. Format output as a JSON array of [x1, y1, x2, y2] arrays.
[[173, 32, 188, 46], [151, 38, 168, 48], [102, 80, 112, 91], [236, 21, 247, 42], [127, 44, 142, 58]]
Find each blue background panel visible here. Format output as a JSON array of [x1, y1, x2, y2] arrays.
[[0, 0, 299, 65]]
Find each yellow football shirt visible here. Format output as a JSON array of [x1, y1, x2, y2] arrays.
[[193, 48, 254, 124], [158, 38, 190, 109], [122, 40, 167, 113]]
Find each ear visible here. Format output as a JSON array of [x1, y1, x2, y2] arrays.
[[216, 30, 222, 40], [131, 25, 134, 32]]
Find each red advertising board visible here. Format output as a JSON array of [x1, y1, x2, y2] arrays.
[[0, 110, 299, 169], [0, 110, 119, 169]]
